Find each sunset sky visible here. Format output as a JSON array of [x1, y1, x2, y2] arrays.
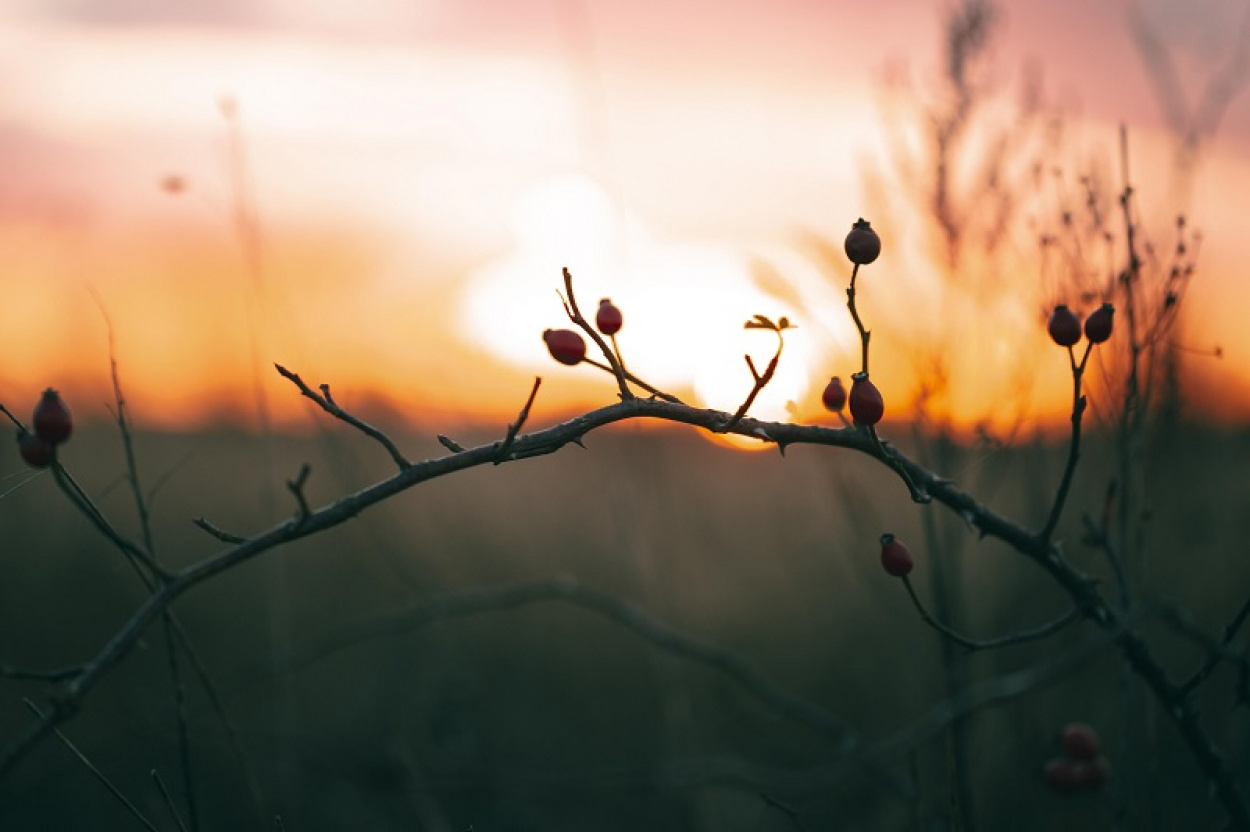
[[2, 0, 1249, 436]]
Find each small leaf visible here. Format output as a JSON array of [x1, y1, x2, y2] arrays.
[[778, 316, 791, 329]]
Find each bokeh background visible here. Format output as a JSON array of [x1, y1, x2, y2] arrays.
[[2, 0, 1249, 829]]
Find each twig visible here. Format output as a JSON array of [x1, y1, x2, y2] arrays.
[[719, 328, 784, 433], [24, 700, 161, 832], [581, 357, 682, 403], [1040, 342, 1093, 541], [559, 267, 633, 402], [286, 464, 312, 522], [846, 263, 872, 375], [437, 435, 466, 453], [152, 769, 191, 832], [245, 576, 857, 747], [1171, 601, 1250, 695], [97, 304, 200, 831], [193, 517, 247, 544], [274, 364, 411, 470], [49, 462, 169, 580], [760, 791, 808, 832], [901, 576, 1079, 651], [495, 378, 542, 463], [0, 403, 24, 429], [0, 662, 83, 683], [866, 614, 1135, 763]]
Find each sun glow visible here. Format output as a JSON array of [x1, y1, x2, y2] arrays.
[[459, 174, 859, 443]]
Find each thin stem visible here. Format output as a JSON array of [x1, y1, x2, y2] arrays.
[[1180, 599, 1250, 695], [561, 267, 633, 402], [719, 329, 784, 433], [274, 365, 411, 470], [24, 700, 162, 832], [152, 769, 191, 832], [1040, 342, 1092, 541], [495, 377, 542, 462], [846, 264, 871, 375], [581, 357, 682, 403], [901, 577, 1080, 651], [49, 462, 168, 580]]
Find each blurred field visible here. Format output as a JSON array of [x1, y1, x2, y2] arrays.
[[1, 414, 1248, 830]]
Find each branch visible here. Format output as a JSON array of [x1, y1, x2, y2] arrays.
[[240, 576, 857, 746], [2, 387, 1246, 827], [719, 325, 785, 433], [495, 377, 542, 463], [1169, 601, 1250, 695], [274, 365, 411, 470], [901, 576, 1079, 652], [0, 662, 83, 683], [49, 462, 168, 580]]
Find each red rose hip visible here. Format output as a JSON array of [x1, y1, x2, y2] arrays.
[[1084, 302, 1115, 344], [542, 328, 587, 366], [1047, 305, 1082, 347], [1043, 758, 1082, 792], [848, 372, 884, 426], [595, 298, 623, 336], [17, 431, 54, 468], [844, 218, 881, 266], [1060, 722, 1102, 761], [33, 388, 72, 444], [821, 376, 846, 413], [879, 533, 914, 577]]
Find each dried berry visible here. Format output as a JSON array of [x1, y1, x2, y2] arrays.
[[879, 533, 914, 577], [1060, 722, 1102, 761], [18, 431, 53, 468], [821, 376, 846, 413], [542, 329, 586, 366], [848, 372, 884, 426], [844, 218, 881, 266], [1071, 757, 1112, 789], [1044, 757, 1111, 792], [1084, 302, 1115, 344], [1043, 758, 1082, 792], [33, 388, 72, 445], [1047, 305, 1082, 347], [595, 298, 623, 336]]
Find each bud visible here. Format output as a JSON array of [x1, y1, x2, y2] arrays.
[[848, 372, 884, 426], [821, 376, 846, 413], [1047, 305, 1082, 347], [844, 218, 881, 266], [17, 431, 54, 468], [1084, 303, 1115, 344], [33, 388, 72, 445], [595, 298, 623, 336], [879, 533, 914, 577], [542, 329, 587, 366]]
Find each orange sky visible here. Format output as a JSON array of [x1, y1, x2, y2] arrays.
[[2, 0, 1249, 438]]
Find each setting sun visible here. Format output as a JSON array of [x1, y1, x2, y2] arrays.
[[0, 1, 1248, 436]]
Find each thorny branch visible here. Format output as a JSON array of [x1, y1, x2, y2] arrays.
[[2, 376, 1248, 827]]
